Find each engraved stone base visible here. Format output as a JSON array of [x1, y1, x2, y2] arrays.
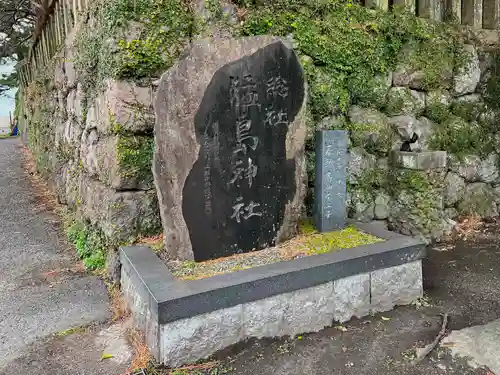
[[122, 261, 422, 368], [120, 223, 425, 368]]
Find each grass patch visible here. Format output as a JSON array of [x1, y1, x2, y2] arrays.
[[135, 233, 164, 252], [65, 220, 107, 270], [168, 222, 383, 280], [145, 360, 230, 375], [54, 326, 87, 337]]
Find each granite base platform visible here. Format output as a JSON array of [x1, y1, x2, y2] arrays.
[[120, 222, 426, 367]]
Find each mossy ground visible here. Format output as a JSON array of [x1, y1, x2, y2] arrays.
[[168, 221, 383, 280]]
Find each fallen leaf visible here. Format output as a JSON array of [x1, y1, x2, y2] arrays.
[[441, 342, 455, 348], [335, 325, 348, 332], [381, 316, 391, 321], [101, 353, 114, 361]]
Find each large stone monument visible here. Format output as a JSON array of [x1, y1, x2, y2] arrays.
[[154, 37, 307, 261]]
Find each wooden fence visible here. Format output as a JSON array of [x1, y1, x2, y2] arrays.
[[16, 0, 500, 89], [17, 0, 90, 88]]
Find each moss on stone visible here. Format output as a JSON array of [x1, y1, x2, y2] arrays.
[[299, 225, 383, 255], [240, 1, 463, 120], [457, 183, 497, 218], [116, 136, 154, 184], [388, 169, 444, 235], [385, 87, 424, 116], [168, 223, 383, 280], [450, 100, 483, 122], [425, 103, 452, 124], [428, 116, 492, 160], [348, 122, 396, 156], [74, 0, 196, 100], [25, 75, 58, 178], [355, 167, 390, 193]]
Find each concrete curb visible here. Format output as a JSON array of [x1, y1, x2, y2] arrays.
[[120, 222, 426, 366]]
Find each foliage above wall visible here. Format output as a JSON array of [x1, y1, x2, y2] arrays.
[[74, 0, 196, 99], [237, 0, 464, 120]]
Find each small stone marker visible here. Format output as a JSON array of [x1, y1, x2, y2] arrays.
[[154, 37, 307, 261], [314, 130, 348, 232]]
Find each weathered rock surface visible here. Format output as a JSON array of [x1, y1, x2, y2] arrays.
[[79, 174, 161, 241], [443, 172, 466, 207], [371, 261, 423, 312], [106, 250, 122, 286], [161, 305, 243, 368], [449, 153, 499, 184], [414, 117, 435, 150], [451, 94, 484, 121], [478, 153, 499, 183], [449, 154, 482, 182], [347, 147, 376, 184], [453, 44, 481, 96], [347, 106, 395, 153], [348, 106, 388, 126], [386, 87, 425, 116], [374, 191, 390, 220], [349, 190, 375, 222], [392, 64, 425, 90], [80, 133, 154, 190], [388, 186, 445, 242], [441, 319, 500, 375], [388, 115, 418, 141], [457, 183, 498, 219], [332, 274, 371, 323], [91, 79, 155, 135], [426, 89, 451, 108]]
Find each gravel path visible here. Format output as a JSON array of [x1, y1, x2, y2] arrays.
[[0, 138, 130, 375]]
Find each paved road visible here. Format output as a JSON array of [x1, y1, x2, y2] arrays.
[[0, 138, 130, 374]]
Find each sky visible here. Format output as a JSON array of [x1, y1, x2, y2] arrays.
[[0, 62, 16, 117]]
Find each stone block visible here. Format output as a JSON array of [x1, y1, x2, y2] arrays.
[[332, 273, 370, 323], [457, 182, 498, 219], [80, 134, 154, 190], [283, 282, 335, 336], [242, 292, 291, 339], [386, 87, 425, 116], [64, 32, 78, 89], [444, 172, 466, 207], [371, 260, 423, 312], [79, 175, 161, 241], [121, 265, 160, 360], [453, 44, 480, 96], [160, 305, 243, 368], [94, 79, 155, 135], [348, 147, 376, 184], [390, 150, 447, 170]]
